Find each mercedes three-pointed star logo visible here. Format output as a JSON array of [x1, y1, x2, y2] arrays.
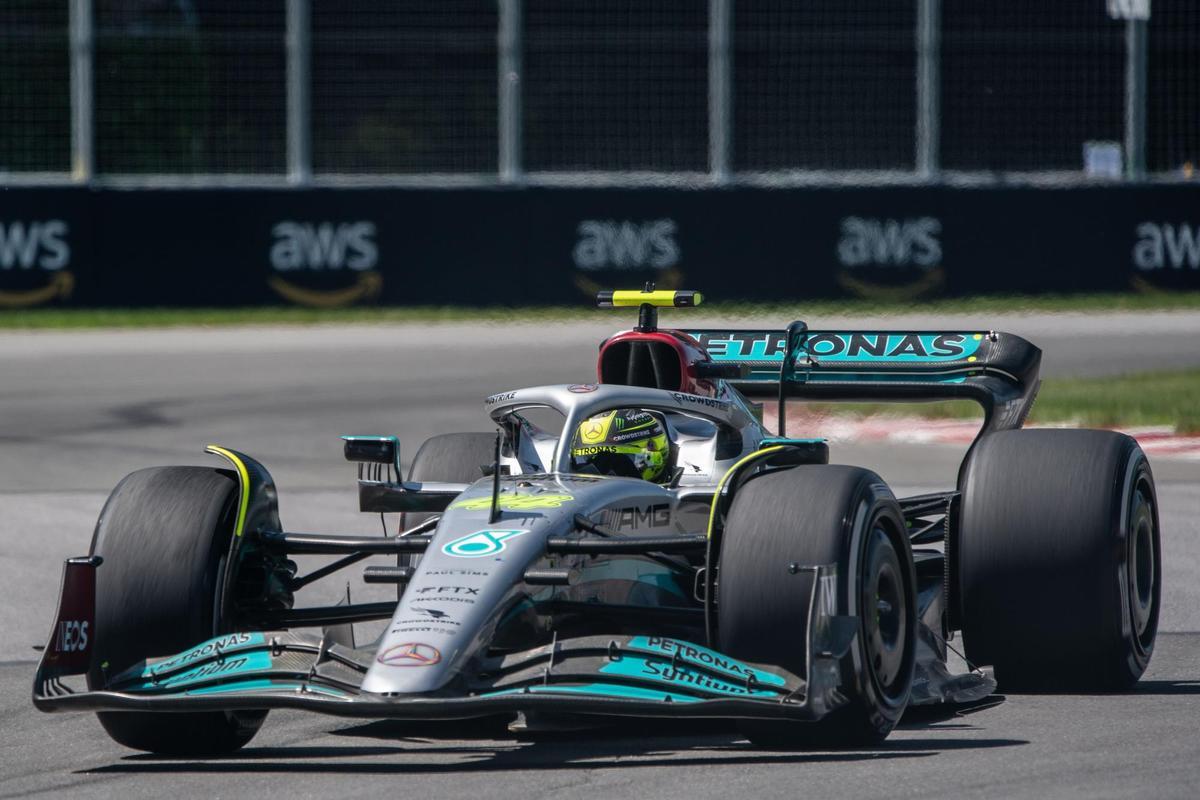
[[377, 642, 442, 667]]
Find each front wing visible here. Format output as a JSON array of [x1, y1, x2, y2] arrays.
[[34, 558, 856, 723]]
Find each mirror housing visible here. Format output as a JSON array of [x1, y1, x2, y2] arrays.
[[342, 435, 401, 474]]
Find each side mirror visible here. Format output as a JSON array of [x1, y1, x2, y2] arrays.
[[342, 435, 401, 476]]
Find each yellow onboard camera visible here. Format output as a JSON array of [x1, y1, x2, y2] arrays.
[[596, 286, 703, 332]]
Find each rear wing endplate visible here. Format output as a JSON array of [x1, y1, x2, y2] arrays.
[[686, 326, 1041, 437]]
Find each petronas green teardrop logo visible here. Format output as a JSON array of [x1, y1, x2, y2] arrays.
[[443, 529, 530, 558]]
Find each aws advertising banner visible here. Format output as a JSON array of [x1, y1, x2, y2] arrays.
[[0, 184, 1196, 308]]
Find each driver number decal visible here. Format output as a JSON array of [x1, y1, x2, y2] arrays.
[[450, 494, 573, 511], [443, 529, 531, 558]]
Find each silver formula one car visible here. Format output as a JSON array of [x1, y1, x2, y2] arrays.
[[34, 289, 1161, 753]]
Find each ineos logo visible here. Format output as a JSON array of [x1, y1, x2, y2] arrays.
[[270, 221, 378, 271], [0, 221, 70, 271], [573, 219, 680, 270], [837, 217, 941, 268], [57, 619, 89, 653]]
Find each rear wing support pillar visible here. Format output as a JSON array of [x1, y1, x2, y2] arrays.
[[777, 320, 809, 437]]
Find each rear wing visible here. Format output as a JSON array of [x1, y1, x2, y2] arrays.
[[686, 327, 1042, 437]]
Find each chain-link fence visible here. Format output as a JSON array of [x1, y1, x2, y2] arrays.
[[94, 2, 287, 174], [734, 2, 916, 173], [1, 0, 1194, 184], [1148, 3, 1200, 174], [1, 1, 71, 174], [524, 1, 708, 173], [312, 2, 498, 174], [941, 3, 1126, 173]]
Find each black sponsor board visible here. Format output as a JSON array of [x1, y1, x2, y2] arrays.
[[0, 184, 1197, 308]]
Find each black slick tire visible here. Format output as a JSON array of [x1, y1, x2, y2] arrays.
[[399, 432, 497, 581], [717, 465, 917, 747], [403, 432, 496, 528], [86, 466, 264, 755], [957, 429, 1160, 691]]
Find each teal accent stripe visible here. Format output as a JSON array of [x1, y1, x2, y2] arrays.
[[599, 657, 777, 698], [626, 636, 788, 687], [737, 370, 969, 385], [126, 651, 274, 692], [117, 633, 268, 686]]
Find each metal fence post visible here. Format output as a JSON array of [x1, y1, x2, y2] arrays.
[[708, 0, 732, 183], [1124, 15, 1148, 179], [915, 0, 941, 179], [69, 0, 94, 182], [498, 0, 523, 184], [286, 0, 312, 184]]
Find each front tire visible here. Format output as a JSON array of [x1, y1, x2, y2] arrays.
[[717, 466, 917, 747], [87, 466, 264, 755], [957, 429, 1161, 691]]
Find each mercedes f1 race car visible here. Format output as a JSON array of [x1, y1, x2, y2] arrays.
[[34, 289, 1161, 753]]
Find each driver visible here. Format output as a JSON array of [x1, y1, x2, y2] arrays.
[[569, 408, 672, 482]]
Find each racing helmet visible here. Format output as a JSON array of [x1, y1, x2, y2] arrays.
[[569, 408, 671, 482]]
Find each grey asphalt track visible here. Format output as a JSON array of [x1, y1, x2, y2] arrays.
[[2, 311, 1199, 798]]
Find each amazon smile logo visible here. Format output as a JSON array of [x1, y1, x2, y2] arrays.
[[0, 220, 74, 307], [268, 220, 382, 307], [835, 216, 945, 301]]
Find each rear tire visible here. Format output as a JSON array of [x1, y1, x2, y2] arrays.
[[717, 466, 917, 747], [87, 467, 264, 755], [958, 429, 1161, 691], [399, 432, 497, 584]]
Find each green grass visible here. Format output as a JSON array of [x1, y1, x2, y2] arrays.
[[4, 296, 1196, 432], [3, 291, 1200, 329], [804, 369, 1200, 434]]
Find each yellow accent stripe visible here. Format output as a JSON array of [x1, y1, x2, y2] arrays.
[[609, 290, 703, 308], [205, 445, 251, 538], [705, 445, 787, 539]]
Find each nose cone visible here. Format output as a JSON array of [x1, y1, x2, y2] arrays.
[[360, 506, 564, 695]]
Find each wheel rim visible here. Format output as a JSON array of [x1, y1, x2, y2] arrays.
[[1127, 483, 1157, 649], [861, 525, 908, 698]]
